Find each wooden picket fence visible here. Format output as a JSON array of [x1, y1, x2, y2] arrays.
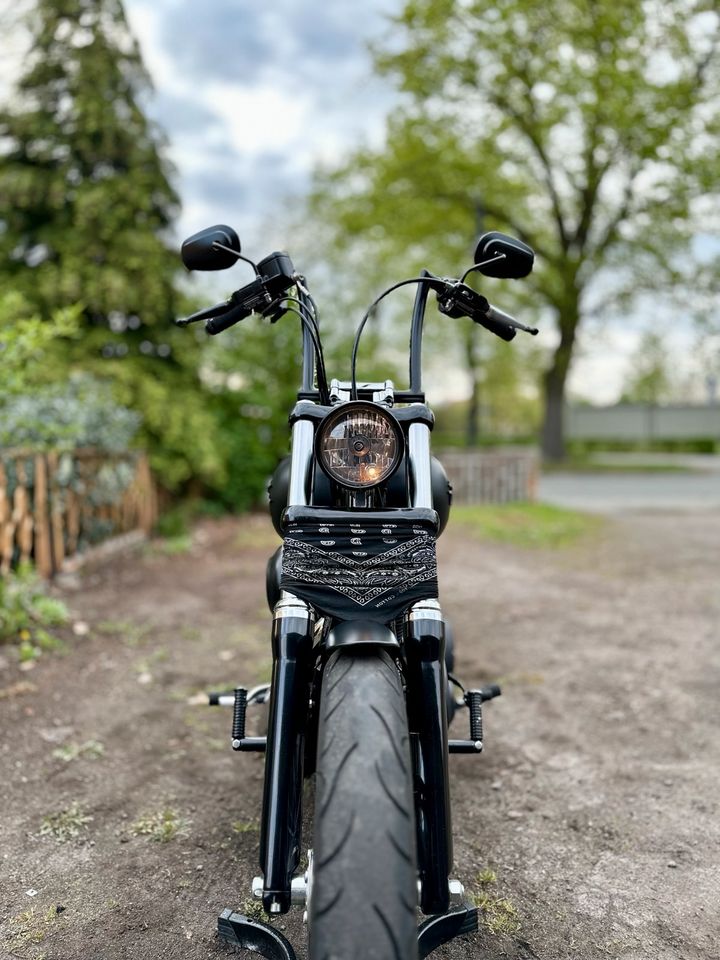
[[0, 448, 157, 579], [438, 448, 539, 504]]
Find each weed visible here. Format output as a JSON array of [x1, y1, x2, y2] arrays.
[[0, 563, 69, 655], [239, 898, 267, 922], [40, 802, 93, 843], [131, 807, 189, 842], [477, 868, 498, 887], [471, 869, 520, 935], [232, 820, 259, 834], [452, 503, 601, 549], [8, 905, 63, 950], [52, 739, 105, 762]]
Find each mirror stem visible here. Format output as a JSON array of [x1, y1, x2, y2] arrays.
[[212, 242, 260, 275], [460, 253, 506, 284]]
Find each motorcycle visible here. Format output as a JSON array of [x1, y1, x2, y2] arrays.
[[177, 225, 536, 960]]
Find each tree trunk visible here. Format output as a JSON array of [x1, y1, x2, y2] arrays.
[[464, 326, 481, 447], [540, 302, 580, 461]]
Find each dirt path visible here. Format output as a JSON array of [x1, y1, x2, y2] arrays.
[[1, 511, 719, 960]]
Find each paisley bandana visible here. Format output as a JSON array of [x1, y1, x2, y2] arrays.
[[280, 517, 438, 623]]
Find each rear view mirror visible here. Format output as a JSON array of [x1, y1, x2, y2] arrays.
[[181, 224, 241, 271], [473, 232, 534, 279]]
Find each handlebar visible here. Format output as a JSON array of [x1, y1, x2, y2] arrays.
[[436, 281, 538, 341]]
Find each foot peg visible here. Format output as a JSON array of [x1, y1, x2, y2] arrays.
[[207, 686, 267, 753], [449, 684, 501, 754], [217, 909, 297, 960]]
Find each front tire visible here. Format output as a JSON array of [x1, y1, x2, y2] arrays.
[[309, 649, 418, 960]]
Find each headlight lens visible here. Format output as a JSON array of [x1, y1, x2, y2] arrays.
[[316, 402, 404, 489]]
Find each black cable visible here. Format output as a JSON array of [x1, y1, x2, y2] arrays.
[[350, 276, 448, 400], [277, 304, 330, 404], [284, 293, 331, 402]]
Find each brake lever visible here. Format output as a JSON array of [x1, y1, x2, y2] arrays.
[[176, 300, 234, 326]]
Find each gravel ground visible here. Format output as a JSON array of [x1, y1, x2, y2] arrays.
[[1, 509, 718, 960]]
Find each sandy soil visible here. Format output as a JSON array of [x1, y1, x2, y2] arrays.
[[1, 510, 718, 960]]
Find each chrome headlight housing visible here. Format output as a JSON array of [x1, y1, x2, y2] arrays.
[[316, 402, 404, 490]]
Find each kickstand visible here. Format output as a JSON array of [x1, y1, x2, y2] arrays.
[[218, 909, 298, 960], [417, 903, 479, 958]]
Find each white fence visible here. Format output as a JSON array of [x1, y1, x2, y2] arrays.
[[566, 404, 720, 442], [438, 449, 539, 504]]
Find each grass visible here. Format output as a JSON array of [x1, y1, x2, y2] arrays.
[[131, 807, 189, 842], [51, 739, 105, 762], [451, 502, 601, 548], [231, 819, 259, 834], [8, 905, 64, 951], [40, 802, 93, 843], [144, 534, 193, 557], [96, 619, 152, 647], [471, 868, 521, 936], [543, 458, 695, 474]]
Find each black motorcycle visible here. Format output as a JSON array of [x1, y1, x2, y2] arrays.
[[177, 225, 536, 960]]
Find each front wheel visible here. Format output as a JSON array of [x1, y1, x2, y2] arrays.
[[309, 649, 418, 960]]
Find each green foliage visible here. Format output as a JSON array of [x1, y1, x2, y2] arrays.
[[0, 0, 180, 324], [619, 331, 674, 405], [0, 372, 140, 451], [0, 563, 70, 653], [451, 502, 602, 548], [310, 0, 720, 457], [0, 1, 232, 495], [0, 291, 81, 397]]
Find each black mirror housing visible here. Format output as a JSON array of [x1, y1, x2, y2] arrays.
[[473, 232, 534, 279], [181, 224, 241, 271]]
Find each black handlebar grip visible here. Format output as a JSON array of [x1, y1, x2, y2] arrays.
[[477, 304, 517, 342], [205, 302, 252, 335]]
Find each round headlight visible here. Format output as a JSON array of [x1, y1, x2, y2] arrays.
[[316, 402, 404, 489]]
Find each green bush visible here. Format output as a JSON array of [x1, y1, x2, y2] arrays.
[[0, 564, 70, 657], [0, 372, 140, 452]]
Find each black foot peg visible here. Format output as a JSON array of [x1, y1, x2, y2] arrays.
[[418, 904, 479, 958], [449, 684, 501, 754], [218, 909, 297, 960]]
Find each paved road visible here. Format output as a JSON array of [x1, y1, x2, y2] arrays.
[[539, 469, 720, 512]]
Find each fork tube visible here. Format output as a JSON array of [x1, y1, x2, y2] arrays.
[[409, 421, 433, 509], [288, 419, 314, 507], [406, 599, 452, 916], [259, 595, 314, 914]]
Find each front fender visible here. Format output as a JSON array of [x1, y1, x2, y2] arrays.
[[325, 620, 399, 651]]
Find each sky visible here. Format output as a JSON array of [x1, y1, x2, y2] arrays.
[[1, 0, 715, 405]]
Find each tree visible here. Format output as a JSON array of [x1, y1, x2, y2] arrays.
[[0, 0, 230, 491], [311, 0, 720, 458], [619, 331, 674, 405], [0, 0, 179, 329]]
